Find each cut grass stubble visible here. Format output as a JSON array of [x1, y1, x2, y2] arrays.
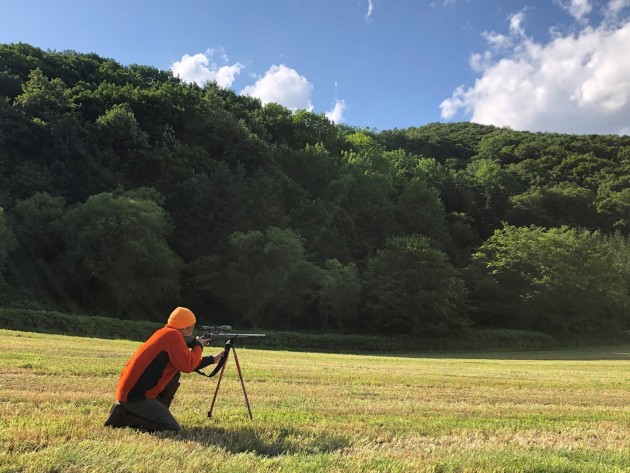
[[1, 329, 629, 472]]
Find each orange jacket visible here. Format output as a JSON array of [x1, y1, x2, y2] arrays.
[[116, 325, 203, 402]]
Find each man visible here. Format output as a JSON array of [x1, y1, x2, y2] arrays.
[[104, 306, 224, 432]]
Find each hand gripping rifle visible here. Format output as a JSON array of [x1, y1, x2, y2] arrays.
[[194, 325, 265, 419]]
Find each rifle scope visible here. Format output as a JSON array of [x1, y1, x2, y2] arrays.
[[198, 325, 232, 333]]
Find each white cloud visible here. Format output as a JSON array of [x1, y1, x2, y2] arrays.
[[553, 0, 593, 22], [366, 0, 374, 21], [440, 9, 630, 134], [214, 64, 243, 88], [482, 31, 513, 51], [437, 0, 466, 5], [509, 10, 528, 35], [241, 65, 314, 111], [326, 100, 346, 123], [171, 52, 243, 88], [605, 0, 630, 23]]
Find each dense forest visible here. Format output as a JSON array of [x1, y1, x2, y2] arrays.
[[1, 43, 629, 335]]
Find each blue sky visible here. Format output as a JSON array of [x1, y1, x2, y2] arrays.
[[2, 0, 629, 134]]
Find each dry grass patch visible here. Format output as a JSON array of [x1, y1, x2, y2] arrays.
[[1, 329, 629, 472]]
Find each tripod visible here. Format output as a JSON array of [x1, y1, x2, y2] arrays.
[[207, 344, 253, 419]]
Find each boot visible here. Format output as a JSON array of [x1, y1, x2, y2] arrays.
[[104, 403, 161, 432], [104, 403, 127, 428]]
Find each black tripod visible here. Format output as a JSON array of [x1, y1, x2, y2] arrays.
[[207, 341, 254, 419], [194, 329, 265, 419]]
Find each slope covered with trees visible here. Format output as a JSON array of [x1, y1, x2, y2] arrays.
[[1, 43, 629, 335]]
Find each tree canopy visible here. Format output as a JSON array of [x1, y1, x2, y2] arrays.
[[1, 43, 629, 334]]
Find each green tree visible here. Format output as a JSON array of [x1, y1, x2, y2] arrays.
[[597, 188, 630, 235], [9, 192, 65, 261], [95, 103, 148, 156], [266, 259, 322, 329], [166, 165, 241, 263], [394, 175, 449, 246], [59, 190, 182, 318], [0, 70, 22, 98], [445, 211, 481, 267], [0, 208, 17, 288], [609, 233, 630, 303], [5, 193, 66, 304], [413, 157, 463, 212], [463, 158, 522, 211], [455, 159, 522, 237], [507, 184, 598, 229], [194, 227, 306, 328], [341, 134, 396, 257], [505, 187, 552, 228], [251, 102, 295, 144], [94, 103, 150, 183], [318, 259, 361, 329], [470, 225, 630, 332], [363, 235, 469, 335], [13, 68, 72, 123], [291, 110, 344, 153]]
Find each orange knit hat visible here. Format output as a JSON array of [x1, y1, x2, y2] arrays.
[[167, 307, 196, 329]]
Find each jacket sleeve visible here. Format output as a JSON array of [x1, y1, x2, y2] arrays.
[[166, 331, 203, 373]]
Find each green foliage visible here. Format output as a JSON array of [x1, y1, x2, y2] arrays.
[[470, 225, 630, 332], [394, 174, 449, 246], [9, 192, 65, 260], [58, 191, 182, 318], [166, 164, 243, 263], [1, 44, 630, 339], [13, 68, 72, 123], [0, 208, 16, 287], [507, 184, 599, 228], [4, 308, 610, 352], [378, 122, 495, 164], [0, 308, 162, 339], [291, 109, 345, 152], [363, 235, 469, 335], [193, 227, 307, 328], [464, 159, 522, 209], [0, 70, 22, 98], [95, 103, 148, 154], [597, 187, 630, 234], [317, 259, 361, 329]]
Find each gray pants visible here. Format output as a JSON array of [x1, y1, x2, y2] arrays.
[[119, 398, 181, 432], [106, 373, 182, 432]]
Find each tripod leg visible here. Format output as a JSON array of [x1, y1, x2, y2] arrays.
[[207, 351, 229, 418], [232, 347, 253, 420]]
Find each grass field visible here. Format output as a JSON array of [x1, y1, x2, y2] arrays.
[[1, 328, 629, 472]]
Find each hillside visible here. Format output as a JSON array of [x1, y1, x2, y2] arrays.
[[0, 43, 629, 336]]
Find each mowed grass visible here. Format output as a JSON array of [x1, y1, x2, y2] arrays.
[[1, 329, 629, 473]]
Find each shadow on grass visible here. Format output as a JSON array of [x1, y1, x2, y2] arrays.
[[173, 425, 349, 457]]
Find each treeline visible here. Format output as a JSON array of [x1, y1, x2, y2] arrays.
[[0, 43, 629, 335]]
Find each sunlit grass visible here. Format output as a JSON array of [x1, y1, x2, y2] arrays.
[[1, 329, 629, 472]]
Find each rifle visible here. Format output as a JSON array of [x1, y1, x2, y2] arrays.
[[198, 325, 266, 342], [194, 325, 265, 419]]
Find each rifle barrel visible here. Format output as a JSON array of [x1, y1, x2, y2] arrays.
[[204, 333, 266, 339]]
